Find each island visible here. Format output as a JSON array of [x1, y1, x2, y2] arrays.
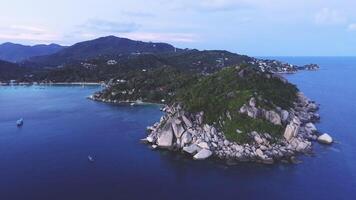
[[90, 63, 331, 164]]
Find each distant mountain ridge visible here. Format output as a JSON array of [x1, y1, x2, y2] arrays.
[[25, 36, 180, 67], [0, 35, 319, 83], [0, 42, 65, 62]]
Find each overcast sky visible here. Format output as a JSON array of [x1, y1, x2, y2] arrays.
[[1, 0, 356, 56]]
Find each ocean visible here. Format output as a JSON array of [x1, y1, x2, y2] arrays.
[[0, 57, 355, 200]]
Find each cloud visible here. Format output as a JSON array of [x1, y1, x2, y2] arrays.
[[0, 24, 60, 42], [194, 0, 251, 11], [169, 0, 253, 12], [65, 31, 198, 44], [10, 25, 47, 33], [122, 11, 155, 18], [120, 32, 199, 43], [314, 8, 347, 25], [348, 23, 356, 31], [79, 19, 140, 33]]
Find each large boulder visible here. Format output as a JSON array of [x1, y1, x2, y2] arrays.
[[254, 135, 264, 144], [197, 141, 210, 149], [249, 97, 257, 107], [290, 138, 311, 152], [193, 149, 213, 160], [156, 121, 174, 148], [297, 92, 309, 106], [146, 135, 154, 143], [284, 117, 301, 141], [255, 148, 266, 159], [172, 122, 185, 138], [307, 103, 318, 112], [317, 133, 333, 144], [196, 112, 204, 125], [264, 110, 282, 125], [181, 132, 192, 147], [182, 115, 193, 128], [240, 104, 260, 119], [183, 144, 201, 154], [280, 110, 289, 123], [296, 140, 311, 152], [305, 123, 317, 133]]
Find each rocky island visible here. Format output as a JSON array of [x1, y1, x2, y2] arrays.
[[90, 63, 331, 164]]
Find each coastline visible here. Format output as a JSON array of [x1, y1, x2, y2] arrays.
[[141, 91, 330, 164], [85, 66, 328, 164], [0, 82, 104, 86], [87, 95, 165, 107]]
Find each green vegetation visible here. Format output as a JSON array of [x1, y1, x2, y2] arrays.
[[98, 66, 197, 103], [223, 114, 284, 143], [97, 64, 298, 143], [8, 49, 253, 83], [176, 66, 298, 143]]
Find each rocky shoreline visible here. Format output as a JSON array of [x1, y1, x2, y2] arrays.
[[141, 92, 332, 164], [87, 64, 331, 164], [0, 81, 104, 86]]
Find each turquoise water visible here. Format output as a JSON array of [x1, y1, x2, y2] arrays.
[[0, 57, 355, 200]]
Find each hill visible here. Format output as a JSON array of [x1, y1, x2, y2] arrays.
[[24, 50, 252, 82], [96, 64, 321, 163], [25, 36, 179, 67], [0, 42, 64, 62], [92, 65, 299, 143], [0, 36, 319, 83]]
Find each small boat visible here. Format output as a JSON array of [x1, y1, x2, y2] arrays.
[[88, 155, 94, 162], [16, 118, 24, 127], [130, 102, 135, 106]]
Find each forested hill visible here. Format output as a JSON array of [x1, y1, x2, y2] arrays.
[[24, 36, 180, 68], [0, 42, 64, 62]]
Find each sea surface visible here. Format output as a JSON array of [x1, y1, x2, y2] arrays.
[[0, 57, 356, 200]]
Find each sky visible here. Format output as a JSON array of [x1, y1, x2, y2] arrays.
[[0, 0, 356, 56]]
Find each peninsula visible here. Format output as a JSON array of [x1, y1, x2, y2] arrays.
[[0, 36, 331, 164], [89, 57, 330, 164]]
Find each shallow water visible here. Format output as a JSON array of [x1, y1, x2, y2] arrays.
[[0, 57, 355, 200]]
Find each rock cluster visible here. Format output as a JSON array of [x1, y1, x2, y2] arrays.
[[143, 92, 333, 164], [239, 97, 283, 125]]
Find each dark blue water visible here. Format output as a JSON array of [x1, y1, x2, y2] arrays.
[[1, 57, 356, 200]]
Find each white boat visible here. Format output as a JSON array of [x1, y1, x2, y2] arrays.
[[130, 102, 135, 106], [16, 118, 24, 127], [88, 155, 94, 162]]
